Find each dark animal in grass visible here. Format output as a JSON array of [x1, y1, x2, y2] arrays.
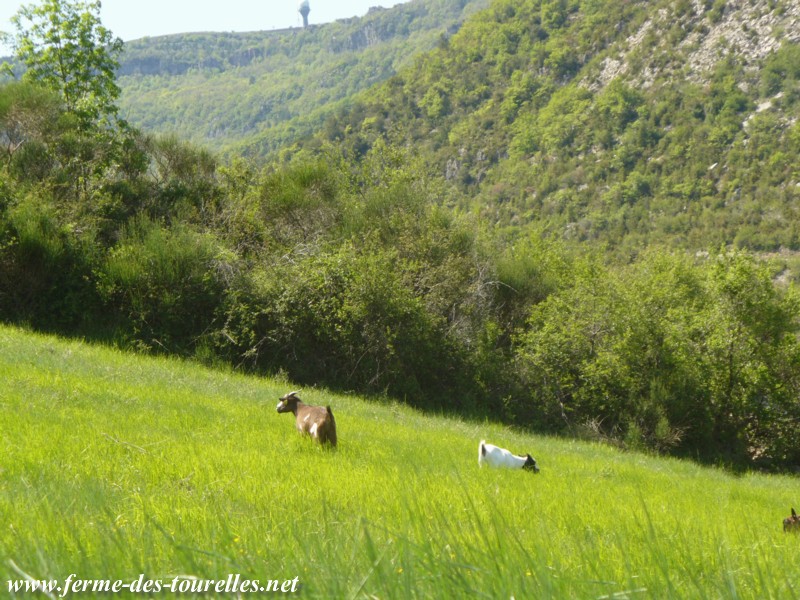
[[276, 391, 337, 447], [784, 508, 800, 533]]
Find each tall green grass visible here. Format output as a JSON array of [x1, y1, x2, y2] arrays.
[[1, 324, 798, 598]]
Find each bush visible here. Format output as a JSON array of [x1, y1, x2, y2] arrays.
[[0, 195, 99, 330], [97, 217, 229, 352], [218, 243, 460, 405], [513, 249, 800, 464]]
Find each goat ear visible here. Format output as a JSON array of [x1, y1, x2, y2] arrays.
[[792, 508, 797, 517]]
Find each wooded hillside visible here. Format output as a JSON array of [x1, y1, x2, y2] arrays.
[[309, 0, 800, 257], [3, 0, 800, 469], [115, 0, 489, 156]]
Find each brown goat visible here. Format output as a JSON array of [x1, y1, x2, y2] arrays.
[[276, 391, 337, 447], [784, 507, 800, 533]]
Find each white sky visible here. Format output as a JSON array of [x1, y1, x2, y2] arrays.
[[1, 0, 411, 56]]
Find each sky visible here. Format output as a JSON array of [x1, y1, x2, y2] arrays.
[[1, 0, 410, 56]]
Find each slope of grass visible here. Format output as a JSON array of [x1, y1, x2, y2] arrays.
[[1, 324, 798, 598]]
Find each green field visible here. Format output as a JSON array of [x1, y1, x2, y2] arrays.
[[1, 324, 798, 598]]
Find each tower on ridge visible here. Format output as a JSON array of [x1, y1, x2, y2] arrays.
[[298, 1, 310, 28]]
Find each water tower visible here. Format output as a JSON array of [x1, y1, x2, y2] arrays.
[[298, 0, 310, 28]]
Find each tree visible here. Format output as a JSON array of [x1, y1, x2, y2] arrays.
[[0, 81, 62, 168], [8, 0, 128, 200], [697, 251, 800, 464], [10, 0, 123, 132]]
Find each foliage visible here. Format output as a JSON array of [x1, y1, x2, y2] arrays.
[[0, 80, 62, 168], [514, 249, 800, 465], [111, 0, 490, 156], [9, 0, 124, 132], [97, 217, 229, 353], [4, 0, 135, 207], [2, 0, 800, 469], [0, 194, 98, 330], [220, 244, 457, 401], [4, 65, 800, 463], [306, 0, 800, 254]]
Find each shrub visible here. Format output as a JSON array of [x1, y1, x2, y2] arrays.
[[513, 249, 800, 464], [97, 217, 229, 352], [0, 195, 98, 330], [219, 243, 459, 404]]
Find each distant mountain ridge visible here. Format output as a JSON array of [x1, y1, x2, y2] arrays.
[[116, 0, 489, 155]]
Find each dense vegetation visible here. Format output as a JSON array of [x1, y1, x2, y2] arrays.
[[112, 0, 489, 156], [2, 0, 800, 470], [309, 0, 800, 256]]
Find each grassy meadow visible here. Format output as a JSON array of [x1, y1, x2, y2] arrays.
[[1, 323, 799, 598]]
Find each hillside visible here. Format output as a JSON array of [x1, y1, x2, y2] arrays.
[[309, 0, 800, 256], [1, 324, 799, 598], [116, 0, 490, 155], [4, 0, 800, 470]]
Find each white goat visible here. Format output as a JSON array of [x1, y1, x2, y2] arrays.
[[478, 440, 539, 472]]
